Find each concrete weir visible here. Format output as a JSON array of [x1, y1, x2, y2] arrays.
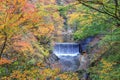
[[53, 43, 80, 57]]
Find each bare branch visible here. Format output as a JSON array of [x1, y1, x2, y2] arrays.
[[77, 0, 120, 21]]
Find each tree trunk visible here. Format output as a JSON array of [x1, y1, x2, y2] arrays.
[[0, 32, 7, 59]]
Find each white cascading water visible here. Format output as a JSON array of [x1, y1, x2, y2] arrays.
[[53, 43, 80, 57]]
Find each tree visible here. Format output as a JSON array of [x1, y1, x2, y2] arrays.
[[74, 0, 120, 79], [0, 0, 39, 58], [77, 0, 120, 26]]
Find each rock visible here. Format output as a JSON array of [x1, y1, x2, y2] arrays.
[[47, 53, 59, 64]]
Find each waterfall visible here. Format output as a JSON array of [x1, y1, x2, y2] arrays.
[[50, 37, 95, 72], [53, 43, 80, 57]]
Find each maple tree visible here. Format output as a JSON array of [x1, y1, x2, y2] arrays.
[[0, 0, 64, 79], [0, 0, 37, 58]]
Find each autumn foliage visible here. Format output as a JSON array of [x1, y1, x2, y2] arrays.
[[0, 58, 12, 65], [1, 0, 119, 80], [0, 0, 75, 79]]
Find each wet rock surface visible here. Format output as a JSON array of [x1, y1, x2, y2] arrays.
[[48, 54, 80, 72], [59, 56, 80, 72]]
